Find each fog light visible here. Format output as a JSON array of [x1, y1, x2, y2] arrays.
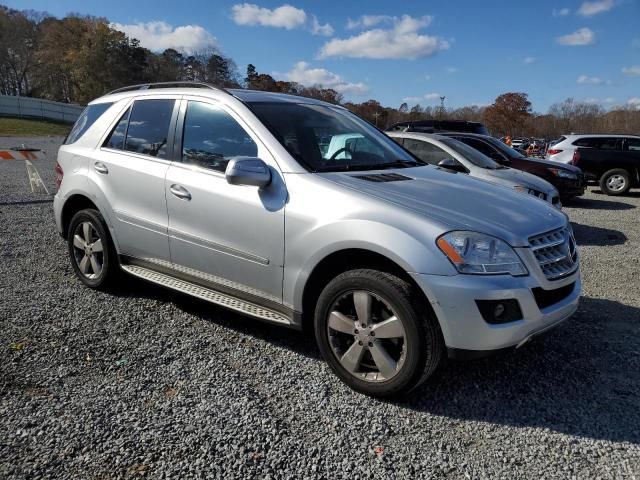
[[475, 299, 523, 324]]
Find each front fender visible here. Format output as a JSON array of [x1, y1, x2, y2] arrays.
[[284, 219, 456, 311]]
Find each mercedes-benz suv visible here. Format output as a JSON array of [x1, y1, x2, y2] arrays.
[[53, 82, 581, 397]]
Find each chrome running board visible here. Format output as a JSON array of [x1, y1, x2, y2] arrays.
[[121, 264, 292, 326]]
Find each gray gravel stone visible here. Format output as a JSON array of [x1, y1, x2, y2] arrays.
[[0, 136, 638, 478]]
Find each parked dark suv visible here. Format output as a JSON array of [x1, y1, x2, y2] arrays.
[[441, 133, 585, 200], [386, 120, 490, 136]]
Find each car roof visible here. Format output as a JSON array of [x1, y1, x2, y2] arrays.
[[561, 133, 640, 139], [386, 131, 451, 142], [91, 84, 337, 108]]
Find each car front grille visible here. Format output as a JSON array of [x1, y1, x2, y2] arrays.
[[528, 226, 578, 280]]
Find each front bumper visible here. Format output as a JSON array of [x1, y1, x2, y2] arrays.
[[411, 267, 580, 353]]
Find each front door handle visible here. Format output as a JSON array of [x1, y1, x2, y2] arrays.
[[169, 184, 192, 201], [94, 162, 109, 174]]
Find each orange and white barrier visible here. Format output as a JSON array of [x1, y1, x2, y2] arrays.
[[0, 149, 46, 160]]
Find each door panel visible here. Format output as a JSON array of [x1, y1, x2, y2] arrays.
[[90, 97, 178, 261], [165, 99, 286, 302]]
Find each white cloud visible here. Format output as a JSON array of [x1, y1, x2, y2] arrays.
[[552, 7, 571, 16], [402, 96, 425, 103], [231, 3, 306, 29], [283, 61, 367, 95], [577, 74, 606, 85], [604, 97, 616, 103], [556, 27, 595, 46], [402, 92, 441, 103], [318, 14, 448, 60], [628, 97, 640, 109], [346, 15, 395, 29], [111, 21, 217, 54], [311, 15, 333, 36], [577, 0, 616, 16], [523, 56, 536, 64], [445, 66, 459, 73], [622, 65, 640, 76]]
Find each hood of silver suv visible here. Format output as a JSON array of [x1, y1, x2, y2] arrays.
[[321, 166, 566, 247]]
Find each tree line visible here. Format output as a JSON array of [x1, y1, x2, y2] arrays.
[[1, 5, 638, 138]]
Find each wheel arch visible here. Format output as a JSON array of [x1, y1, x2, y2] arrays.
[[299, 248, 437, 334], [60, 194, 100, 237]]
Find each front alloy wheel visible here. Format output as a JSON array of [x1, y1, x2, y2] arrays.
[[327, 290, 406, 382], [315, 269, 443, 397]]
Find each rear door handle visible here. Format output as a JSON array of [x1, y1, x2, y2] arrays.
[[169, 184, 192, 201], [94, 162, 108, 174]]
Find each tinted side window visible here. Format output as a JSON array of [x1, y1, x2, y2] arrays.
[[103, 107, 131, 150], [124, 99, 175, 158], [64, 102, 113, 145], [182, 101, 257, 172], [625, 138, 640, 152], [458, 138, 501, 159], [573, 137, 621, 150], [403, 139, 452, 165]]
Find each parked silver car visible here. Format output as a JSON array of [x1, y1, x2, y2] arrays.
[[388, 132, 561, 208], [53, 82, 580, 397]]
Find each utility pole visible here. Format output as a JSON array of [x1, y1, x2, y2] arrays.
[[373, 111, 381, 127], [439, 96, 446, 119]]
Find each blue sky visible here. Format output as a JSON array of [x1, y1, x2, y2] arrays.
[[8, 0, 640, 111]]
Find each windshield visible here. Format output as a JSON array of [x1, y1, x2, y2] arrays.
[[440, 138, 502, 169], [248, 102, 425, 172], [486, 137, 527, 159]]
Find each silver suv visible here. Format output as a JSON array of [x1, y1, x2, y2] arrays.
[[54, 82, 581, 397]]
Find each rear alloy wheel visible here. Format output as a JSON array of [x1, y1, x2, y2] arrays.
[[314, 269, 443, 397], [600, 169, 630, 196], [67, 209, 118, 289]]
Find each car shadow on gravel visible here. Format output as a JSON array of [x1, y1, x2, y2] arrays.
[[403, 296, 640, 445], [564, 196, 636, 210], [109, 275, 321, 357], [570, 222, 627, 246], [108, 278, 640, 444]]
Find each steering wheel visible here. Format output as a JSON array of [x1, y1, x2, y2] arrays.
[[328, 147, 354, 161]]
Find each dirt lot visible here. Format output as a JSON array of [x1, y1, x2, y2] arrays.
[[1, 136, 639, 479]]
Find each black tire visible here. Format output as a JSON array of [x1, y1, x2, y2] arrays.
[[67, 208, 119, 289], [599, 169, 631, 196], [314, 269, 443, 397]]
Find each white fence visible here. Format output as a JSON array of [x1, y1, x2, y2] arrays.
[[0, 95, 83, 124]]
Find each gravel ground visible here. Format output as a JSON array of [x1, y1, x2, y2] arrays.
[[1, 136, 639, 479]]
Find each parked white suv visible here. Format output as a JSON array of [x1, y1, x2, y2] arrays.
[[547, 134, 640, 164], [53, 82, 581, 397]]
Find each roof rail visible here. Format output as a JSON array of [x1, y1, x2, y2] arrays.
[[107, 81, 221, 95]]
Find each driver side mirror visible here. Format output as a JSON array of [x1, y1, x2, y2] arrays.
[[225, 157, 272, 188], [437, 158, 467, 173]]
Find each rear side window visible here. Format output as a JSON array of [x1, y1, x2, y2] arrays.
[[403, 139, 453, 165], [625, 138, 640, 152], [104, 107, 131, 150], [573, 137, 621, 150], [124, 99, 175, 158], [182, 101, 257, 172], [64, 102, 113, 145]]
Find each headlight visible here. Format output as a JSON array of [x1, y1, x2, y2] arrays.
[[548, 168, 577, 180], [514, 185, 547, 200], [436, 231, 528, 276]]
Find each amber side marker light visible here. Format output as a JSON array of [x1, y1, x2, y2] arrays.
[[437, 237, 464, 265]]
